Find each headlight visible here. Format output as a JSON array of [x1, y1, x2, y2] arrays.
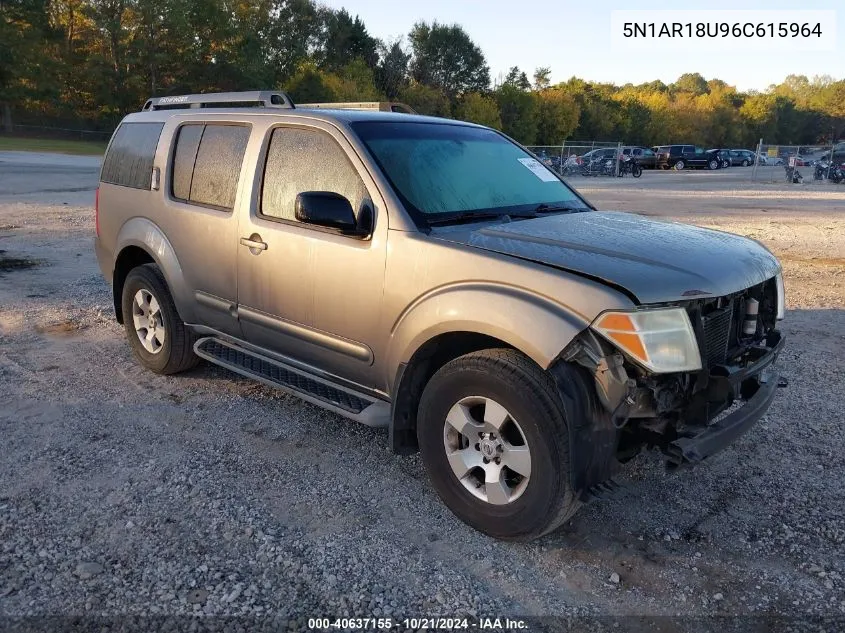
[[775, 273, 785, 320], [591, 308, 702, 373]]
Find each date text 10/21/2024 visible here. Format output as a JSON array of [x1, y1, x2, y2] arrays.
[[307, 617, 529, 630]]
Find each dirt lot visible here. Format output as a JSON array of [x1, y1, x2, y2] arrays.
[[1, 152, 844, 628]]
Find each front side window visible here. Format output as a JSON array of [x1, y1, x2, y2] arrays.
[[351, 121, 586, 223], [261, 127, 369, 222], [171, 123, 250, 210]]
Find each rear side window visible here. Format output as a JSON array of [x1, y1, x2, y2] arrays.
[[100, 122, 164, 189], [171, 124, 250, 210], [260, 127, 368, 222]]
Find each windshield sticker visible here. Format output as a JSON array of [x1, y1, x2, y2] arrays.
[[518, 158, 558, 182]]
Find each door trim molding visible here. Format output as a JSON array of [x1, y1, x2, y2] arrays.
[[238, 305, 374, 364]]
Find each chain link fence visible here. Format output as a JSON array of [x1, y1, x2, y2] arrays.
[[750, 140, 843, 185], [527, 141, 624, 178]]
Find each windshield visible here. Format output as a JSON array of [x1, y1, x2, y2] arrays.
[[350, 121, 587, 224]]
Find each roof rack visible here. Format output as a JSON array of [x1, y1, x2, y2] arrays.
[[141, 91, 295, 111], [298, 101, 416, 114]]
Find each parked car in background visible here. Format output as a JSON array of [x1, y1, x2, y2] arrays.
[[708, 149, 732, 169], [728, 149, 758, 166], [785, 154, 813, 167], [757, 153, 784, 166], [580, 147, 619, 172], [819, 147, 845, 165], [654, 145, 723, 170], [620, 146, 657, 169]]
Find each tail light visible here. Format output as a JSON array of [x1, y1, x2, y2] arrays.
[[95, 187, 100, 237]]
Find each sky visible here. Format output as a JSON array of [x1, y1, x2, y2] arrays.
[[319, 0, 844, 91]]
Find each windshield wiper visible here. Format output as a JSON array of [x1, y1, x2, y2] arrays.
[[426, 211, 513, 226], [532, 204, 584, 214]]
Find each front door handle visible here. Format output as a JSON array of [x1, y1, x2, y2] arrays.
[[240, 234, 267, 253]]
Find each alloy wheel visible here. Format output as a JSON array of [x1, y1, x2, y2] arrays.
[[442, 396, 532, 505], [132, 288, 166, 354]]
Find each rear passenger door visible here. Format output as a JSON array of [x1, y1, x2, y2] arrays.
[[163, 120, 251, 335]]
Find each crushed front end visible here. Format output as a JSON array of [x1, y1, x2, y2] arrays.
[[556, 275, 785, 497]]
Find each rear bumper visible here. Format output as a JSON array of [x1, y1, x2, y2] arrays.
[[666, 331, 785, 466], [94, 236, 113, 284]]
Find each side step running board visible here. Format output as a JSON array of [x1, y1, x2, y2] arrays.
[[194, 337, 389, 427]]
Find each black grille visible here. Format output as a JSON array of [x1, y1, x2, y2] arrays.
[[197, 339, 367, 413], [702, 307, 733, 366]]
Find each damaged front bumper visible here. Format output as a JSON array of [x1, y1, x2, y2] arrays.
[[666, 330, 786, 466]]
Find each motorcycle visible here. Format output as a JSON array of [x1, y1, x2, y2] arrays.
[[814, 160, 829, 181], [560, 154, 583, 177], [617, 155, 642, 178], [784, 163, 803, 183], [830, 162, 845, 184]]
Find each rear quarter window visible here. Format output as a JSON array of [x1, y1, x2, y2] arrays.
[[100, 122, 164, 189]]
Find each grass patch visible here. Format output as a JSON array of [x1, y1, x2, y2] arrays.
[[0, 136, 106, 155]]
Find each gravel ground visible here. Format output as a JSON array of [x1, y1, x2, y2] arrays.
[[1, 153, 844, 630]]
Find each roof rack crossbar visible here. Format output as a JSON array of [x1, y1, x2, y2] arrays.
[[142, 91, 295, 111]]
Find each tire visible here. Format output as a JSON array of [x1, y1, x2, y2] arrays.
[[417, 349, 579, 541], [631, 164, 642, 178], [708, 158, 719, 170], [742, 159, 750, 167], [674, 159, 685, 170], [121, 263, 199, 375]]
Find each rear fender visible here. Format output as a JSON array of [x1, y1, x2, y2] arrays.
[[114, 217, 195, 323]]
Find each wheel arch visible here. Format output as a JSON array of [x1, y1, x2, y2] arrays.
[[386, 284, 588, 454], [111, 218, 193, 324]]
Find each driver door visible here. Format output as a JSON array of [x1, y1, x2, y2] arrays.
[[236, 121, 388, 388]]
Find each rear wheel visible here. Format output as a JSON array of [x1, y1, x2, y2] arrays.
[[708, 158, 719, 170], [121, 264, 199, 375], [417, 349, 579, 541], [674, 159, 685, 170], [631, 163, 642, 178]]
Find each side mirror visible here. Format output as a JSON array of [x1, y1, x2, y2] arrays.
[[294, 191, 369, 237]]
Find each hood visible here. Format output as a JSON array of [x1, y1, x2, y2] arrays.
[[432, 211, 781, 304]]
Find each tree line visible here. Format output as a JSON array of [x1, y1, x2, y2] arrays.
[[2, 0, 843, 147]]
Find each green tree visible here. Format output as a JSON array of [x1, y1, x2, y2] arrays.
[[535, 88, 579, 144], [375, 39, 409, 99], [408, 21, 489, 97], [672, 72, 709, 96], [323, 58, 382, 101], [455, 92, 501, 129], [284, 62, 338, 102], [399, 81, 451, 117], [503, 66, 530, 91], [0, 0, 60, 128], [317, 7, 378, 72], [533, 67, 551, 91], [495, 84, 536, 144]]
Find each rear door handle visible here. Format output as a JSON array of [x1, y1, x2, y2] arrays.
[[240, 235, 267, 252]]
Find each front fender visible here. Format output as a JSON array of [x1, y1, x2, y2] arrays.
[[115, 217, 195, 323], [386, 282, 589, 391]]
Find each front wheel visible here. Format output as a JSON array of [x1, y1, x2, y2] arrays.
[[631, 163, 642, 178], [121, 264, 199, 375], [741, 159, 750, 167], [417, 349, 579, 541], [708, 158, 719, 170], [674, 160, 685, 170]]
